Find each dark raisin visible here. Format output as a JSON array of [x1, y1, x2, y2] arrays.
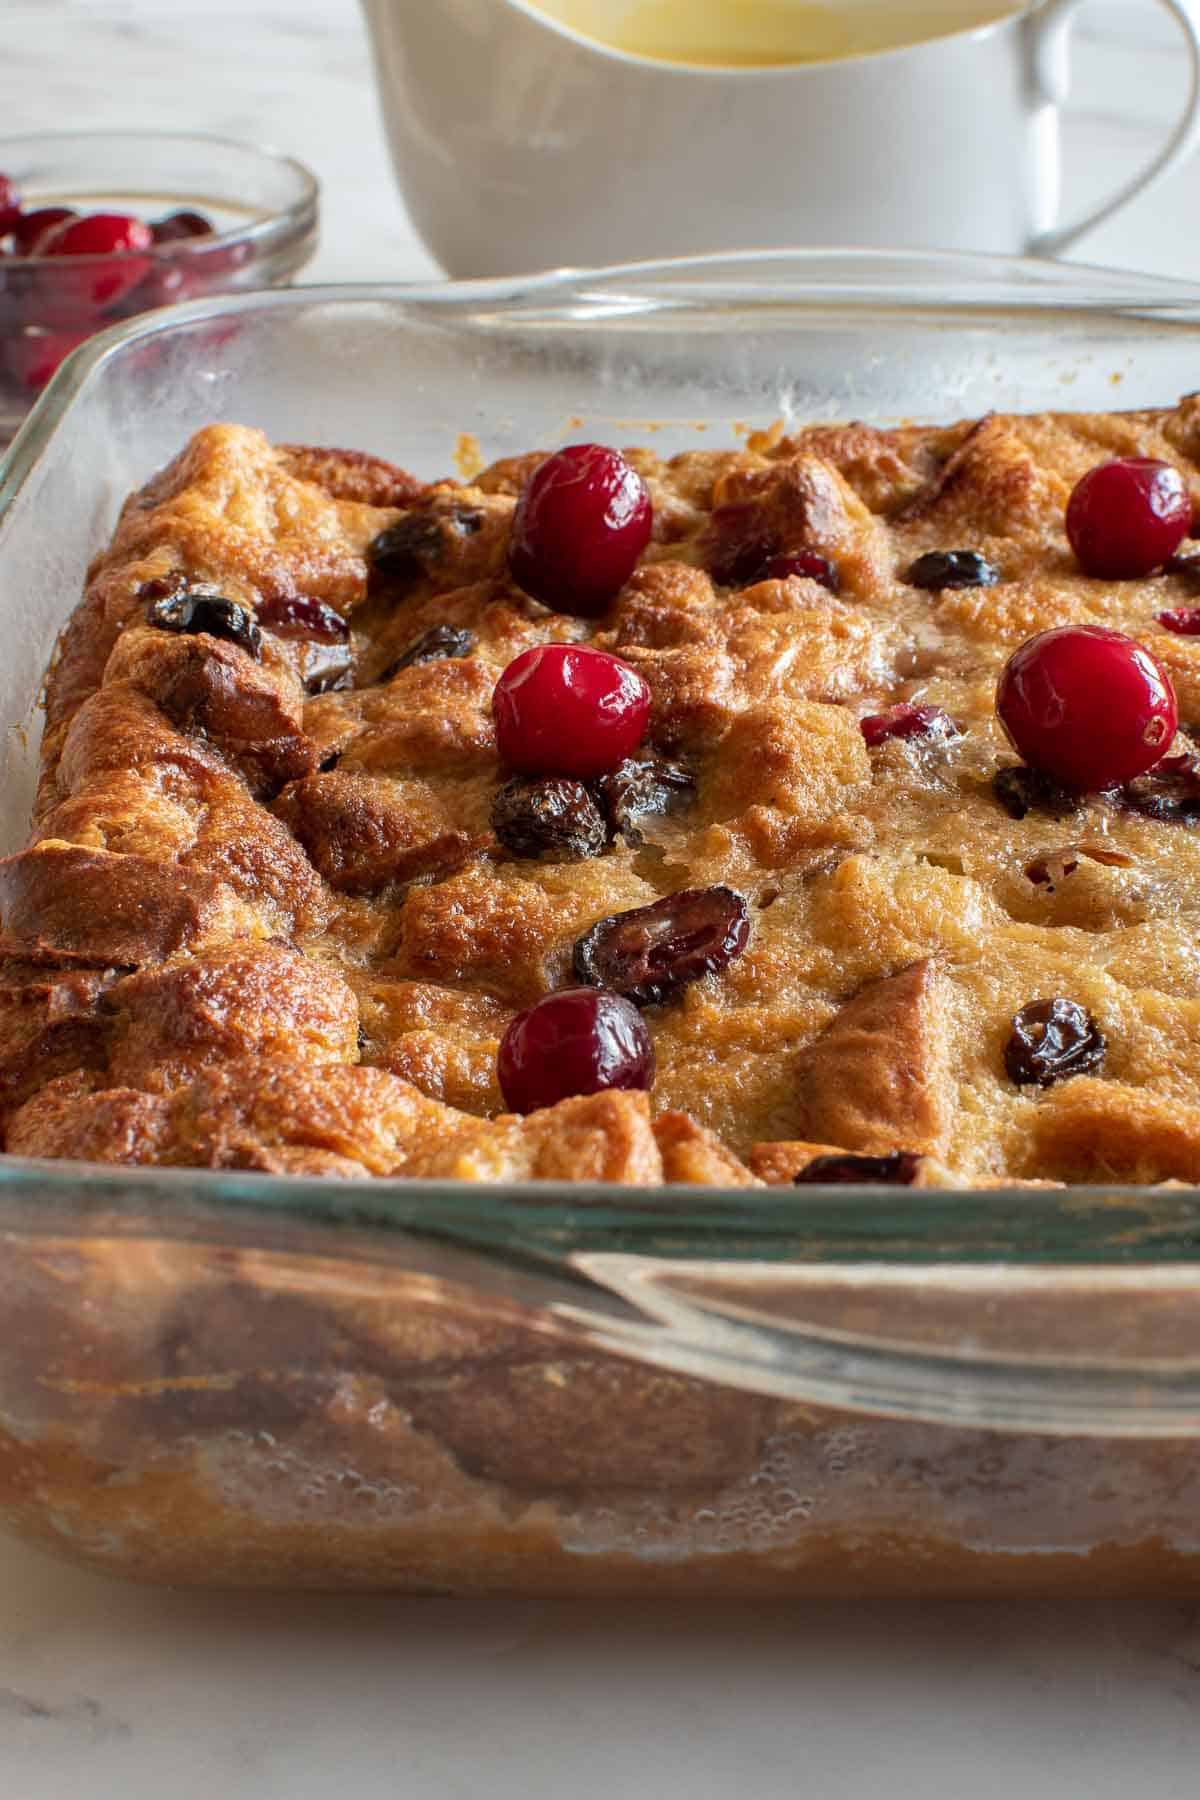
[[794, 1151, 922, 1186], [595, 756, 695, 845], [1004, 997, 1106, 1088], [573, 885, 751, 1006], [704, 503, 776, 588], [992, 764, 1081, 821], [492, 776, 608, 861], [1114, 752, 1200, 825], [146, 588, 261, 658], [383, 624, 476, 679], [367, 513, 445, 580], [906, 550, 999, 590], [318, 750, 342, 772], [256, 594, 349, 642], [368, 506, 483, 582]]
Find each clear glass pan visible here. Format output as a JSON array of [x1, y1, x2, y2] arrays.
[[4, 251, 1200, 1593]]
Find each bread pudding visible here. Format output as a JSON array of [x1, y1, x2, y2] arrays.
[[10, 403, 1200, 1189]]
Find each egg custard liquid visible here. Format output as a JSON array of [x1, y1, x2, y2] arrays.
[[529, 0, 1020, 65]]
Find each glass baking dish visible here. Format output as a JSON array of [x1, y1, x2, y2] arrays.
[[4, 250, 1200, 1594]]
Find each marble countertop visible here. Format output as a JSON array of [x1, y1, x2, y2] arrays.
[[7, 2, 1200, 1795]]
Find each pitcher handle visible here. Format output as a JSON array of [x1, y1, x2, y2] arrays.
[[1028, 0, 1200, 257]]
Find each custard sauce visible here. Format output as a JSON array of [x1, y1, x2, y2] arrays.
[[529, 0, 1020, 65]]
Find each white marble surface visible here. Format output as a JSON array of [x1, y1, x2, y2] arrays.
[[7, 1, 1200, 1795]]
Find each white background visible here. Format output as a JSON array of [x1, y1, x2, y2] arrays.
[[6, 2, 1200, 1794]]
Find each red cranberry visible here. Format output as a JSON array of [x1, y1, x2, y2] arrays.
[[0, 175, 20, 237], [1066, 458, 1192, 579], [996, 624, 1178, 791], [150, 209, 214, 244], [860, 703, 959, 748], [763, 551, 840, 592], [492, 643, 651, 779], [3, 329, 89, 392], [11, 206, 77, 256], [497, 986, 654, 1113], [1158, 607, 1200, 636], [42, 212, 154, 309], [508, 443, 652, 617]]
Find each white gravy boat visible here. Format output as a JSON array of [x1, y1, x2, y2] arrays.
[[361, 0, 1200, 277]]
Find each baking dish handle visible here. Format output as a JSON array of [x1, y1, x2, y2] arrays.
[[1028, 0, 1200, 257]]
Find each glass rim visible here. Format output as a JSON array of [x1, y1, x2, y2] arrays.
[[0, 127, 319, 262]]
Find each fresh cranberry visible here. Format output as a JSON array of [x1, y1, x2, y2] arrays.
[[492, 643, 651, 779], [497, 987, 655, 1113], [1158, 607, 1200, 635], [2, 329, 89, 392], [1066, 458, 1192, 579], [0, 175, 20, 237], [508, 443, 652, 617], [996, 624, 1178, 791], [150, 209, 214, 244], [11, 206, 77, 256], [860, 703, 959, 748], [41, 212, 154, 309], [762, 551, 840, 592]]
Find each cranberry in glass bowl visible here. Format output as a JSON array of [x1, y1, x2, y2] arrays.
[[0, 130, 319, 443]]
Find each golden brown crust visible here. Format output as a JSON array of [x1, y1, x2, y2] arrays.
[[11, 411, 1200, 1183]]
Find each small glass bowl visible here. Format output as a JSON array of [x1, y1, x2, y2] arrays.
[[0, 130, 319, 441]]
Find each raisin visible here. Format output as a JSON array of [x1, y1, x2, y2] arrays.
[[992, 764, 1081, 821], [906, 550, 999, 590], [492, 777, 608, 861], [368, 506, 483, 582], [1004, 997, 1106, 1088], [318, 750, 342, 772], [794, 1151, 922, 1186], [146, 588, 261, 657], [256, 594, 349, 642], [704, 503, 775, 588], [573, 885, 750, 1006], [595, 756, 695, 844], [367, 512, 444, 579], [1115, 753, 1200, 824], [383, 624, 475, 679]]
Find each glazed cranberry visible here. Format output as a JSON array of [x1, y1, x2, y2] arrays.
[[508, 443, 652, 617], [149, 209, 214, 244], [11, 206, 77, 256], [860, 703, 959, 748], [763, 551, 840, 592], [492, 643, 651, 779], [42, 211, 154, 308], [497, 987, 655, 1113], [1066, 458, 1192, 579], [0, 175, 20, 237], [996, 624, 1178, 791]]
